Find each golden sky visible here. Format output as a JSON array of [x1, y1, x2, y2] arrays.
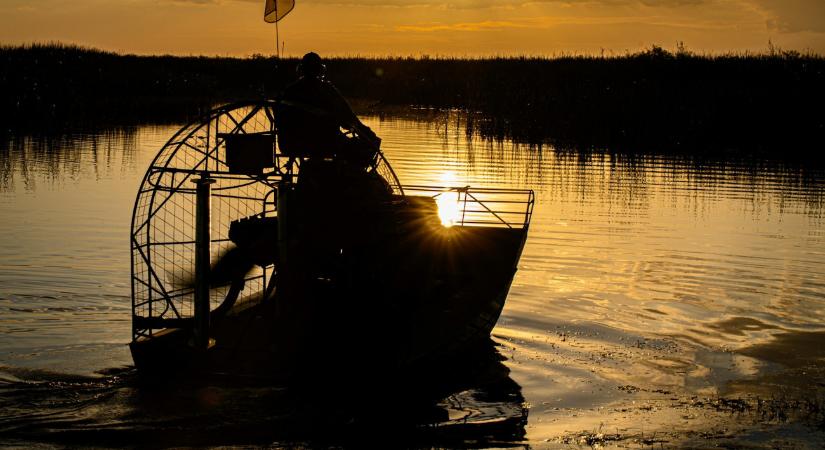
[[1, 0, 823, 56]]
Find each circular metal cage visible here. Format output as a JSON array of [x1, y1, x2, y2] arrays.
[[130, 101, 402, 340]]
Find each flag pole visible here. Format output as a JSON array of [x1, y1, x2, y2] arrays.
[[265, 0, 292, 58]]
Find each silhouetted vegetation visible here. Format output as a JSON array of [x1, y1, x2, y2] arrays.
[[2, 43, 824, 157], [0, 43, 281, 131]]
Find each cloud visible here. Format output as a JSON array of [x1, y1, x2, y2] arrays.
[[168, 0, 712, 8], [396, 12, 739, 34], [159, 0, 825, 35], [165, 0, 219, 4], [302, 0, 711, 7], [397, 20, 529, 32], [746, 0, 825, 33]]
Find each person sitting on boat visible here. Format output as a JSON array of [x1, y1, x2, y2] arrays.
[[277, 53, 394, 281], [278, 52, 380, 168]]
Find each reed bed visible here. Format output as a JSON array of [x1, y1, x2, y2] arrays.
[[2, 43, 824, 157]]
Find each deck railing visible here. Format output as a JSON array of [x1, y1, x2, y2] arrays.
[[403, 185, 535, 229]]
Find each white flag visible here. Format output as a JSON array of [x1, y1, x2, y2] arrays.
[[264, 0, 295, 23]]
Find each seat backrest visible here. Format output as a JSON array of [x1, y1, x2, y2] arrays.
[[220, 133, 274, 175], [275, 101, 339, 159]]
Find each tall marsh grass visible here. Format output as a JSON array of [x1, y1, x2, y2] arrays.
[[2, 43, 824, 157]]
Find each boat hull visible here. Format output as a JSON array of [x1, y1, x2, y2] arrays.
[[131, 197, 528, 379]]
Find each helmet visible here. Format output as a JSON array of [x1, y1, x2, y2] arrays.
[[298, 52, 325, 79]]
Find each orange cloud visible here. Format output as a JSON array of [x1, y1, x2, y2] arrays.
[[397, 20, 529, 32]]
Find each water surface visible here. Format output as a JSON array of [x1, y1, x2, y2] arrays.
[[1, 116, 824, 446]]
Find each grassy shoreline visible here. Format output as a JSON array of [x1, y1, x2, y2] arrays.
[[2, 43, 824, 158]]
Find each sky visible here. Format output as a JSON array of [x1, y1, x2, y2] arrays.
[[1, 0, 824, 57]]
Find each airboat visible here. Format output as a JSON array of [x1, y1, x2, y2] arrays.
[[129, 100, 534, 378]]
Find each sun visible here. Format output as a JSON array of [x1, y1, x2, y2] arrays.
[[436, 171, 462, 227]]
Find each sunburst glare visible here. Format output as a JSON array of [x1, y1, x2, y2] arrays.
[[436, 171, 462, 227]]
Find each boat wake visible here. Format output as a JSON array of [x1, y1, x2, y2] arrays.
[[0, 344, 527, 447]]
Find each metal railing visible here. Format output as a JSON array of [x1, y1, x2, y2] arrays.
[[403, 185, 535, 229]]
